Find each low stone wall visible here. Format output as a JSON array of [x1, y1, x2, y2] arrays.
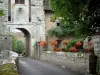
[[0, 51, 18, 65], [40, 51, 89, 74]]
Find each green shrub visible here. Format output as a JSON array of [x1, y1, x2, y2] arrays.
[[11, 34, 17, 52], [62, 48, 66, 52], [0, 63, 19, 75], [66, 39, 78, 50], [0, 63, 16, 71], [15, 40, 24, 54], [11, 33, 24, 54], [0, 9, 4, 16], [0, 70, 19, 75], [66, 39, 84, 51]]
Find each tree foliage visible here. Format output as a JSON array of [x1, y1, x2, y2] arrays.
[[11, 34, 24, 54], [15, 40, 24, 54], [50, 0, 90, 37], [11, 34, 17, 52], [48, 26, 63, 37]]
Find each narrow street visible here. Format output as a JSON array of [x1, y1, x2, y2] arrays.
[[18, 58, 83, 75]]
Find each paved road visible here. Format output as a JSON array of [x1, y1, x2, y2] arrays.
[[18, 58, 83, 75]]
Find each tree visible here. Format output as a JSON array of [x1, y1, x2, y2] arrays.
[[11, 34, 17, 52], [11, 34, 24, 54], [15, 40, 24, 54], [50, 0, 90, 37], [88, 0, 100, 34]]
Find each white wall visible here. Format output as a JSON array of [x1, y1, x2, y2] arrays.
[[11, 0, 29, 24], [31, 0, 45, 41]]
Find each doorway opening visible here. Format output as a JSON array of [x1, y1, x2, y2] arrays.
[[12, 28, 31, 56]]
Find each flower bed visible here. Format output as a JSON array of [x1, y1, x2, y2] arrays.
[[38, 38, 94, 53]]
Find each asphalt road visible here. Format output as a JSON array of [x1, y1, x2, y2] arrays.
[[18, 58, 83, 75]]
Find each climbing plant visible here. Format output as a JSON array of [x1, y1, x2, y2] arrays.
[[50, 0, 90, 37], [0, 9, 4, 16]]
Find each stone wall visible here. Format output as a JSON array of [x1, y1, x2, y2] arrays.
[[31, 0, 45, 41], [44, 0, 51, 10], [0, 35, 12, 50], [0, 35, 12, 65], [40, 51, 89, 74], [0, 0, 12, 65]]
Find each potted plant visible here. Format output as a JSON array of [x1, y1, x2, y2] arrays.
[[39, 41, 47, 51], [69, 46, 78, 52], [62, 40, 69, 52], [50, 40, 58, 51]]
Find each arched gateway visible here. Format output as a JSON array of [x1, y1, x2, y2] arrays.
[[1, 0, 46, 56], [16, 28, 31, 56]]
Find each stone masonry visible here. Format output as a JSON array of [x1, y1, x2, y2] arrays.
[[40, 51, 89, 75], [0, 1, 12, 65], [0, 0, 46, 56]]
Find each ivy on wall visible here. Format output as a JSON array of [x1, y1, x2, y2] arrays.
[[0, 9, 4, 16]]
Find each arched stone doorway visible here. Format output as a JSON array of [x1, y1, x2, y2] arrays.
[[15, 28, 31, 57]]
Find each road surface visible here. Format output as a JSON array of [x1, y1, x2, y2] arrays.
[[18, 58, 83, 75]]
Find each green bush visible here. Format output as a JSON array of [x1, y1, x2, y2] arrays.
[[0, 63, 16, 71], [11, 34, 24, 54], [0, 70, 19, 75], [15, 40, 24, 54], [62, 48, 68, 52], [66, 39, 83, 51], [0, 63, 19, 75], [11, 34, 17, 52], [0, 9, 4, 16], [66, 39, 78, 50]]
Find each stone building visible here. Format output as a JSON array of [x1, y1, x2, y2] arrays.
[[0, 0, 56, 56], [44, 0, 59, 41], [0, 1, 12, 64], [0, 0, 46, 56]]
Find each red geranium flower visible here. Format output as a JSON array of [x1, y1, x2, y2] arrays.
[[39, 41, 46, 47], [76, 41, 82, 47], [56, 48, 62, 52], [50, 40, 58, 46], [70, 47, 78, 52]]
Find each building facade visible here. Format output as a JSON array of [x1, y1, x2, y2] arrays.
[[1, 0, 46, 56]]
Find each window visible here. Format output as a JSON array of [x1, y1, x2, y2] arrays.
[[15, 0, 25, 4], [29, 0, 31, 22], [29, 17, 31, 22], [8, 16, 11, 21], [8, 0, 11, 21]]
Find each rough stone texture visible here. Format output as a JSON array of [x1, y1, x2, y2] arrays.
[[0, 1, 12, 65], [44, 0, 51, 10], [40, 51, 89, 74], [4, 0, 46, 56], [0, 35, 12, 50], [93, 35, 100, 57], [31, 0, 45, 38], [7, 0, 45, 41]]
